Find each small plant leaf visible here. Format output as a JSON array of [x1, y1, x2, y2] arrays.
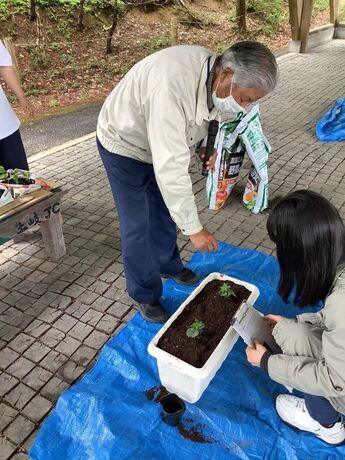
[[219, 282, 237, 298], [186, 328, 199, 338], [186, 319, 205, 338], [0, 166, 6, 180]]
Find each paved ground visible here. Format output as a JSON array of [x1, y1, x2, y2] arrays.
[[21, 103, 101, 157], [1, 39, 345, 459]]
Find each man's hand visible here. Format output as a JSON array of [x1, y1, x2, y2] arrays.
[[198, 147, 217, 172], [189, 229, 218, 252], [246, 339, 267, 367]]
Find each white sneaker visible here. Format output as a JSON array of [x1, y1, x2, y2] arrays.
[[276, 394, 345, 445]]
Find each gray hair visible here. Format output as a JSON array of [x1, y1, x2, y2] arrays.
[[220, 41, 278, 93]]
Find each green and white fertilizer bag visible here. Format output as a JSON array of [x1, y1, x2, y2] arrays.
[[207, 105, 271, 213], [206, 116, 245, 210]]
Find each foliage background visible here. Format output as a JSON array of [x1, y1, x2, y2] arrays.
[[0, 0, 342, 118]]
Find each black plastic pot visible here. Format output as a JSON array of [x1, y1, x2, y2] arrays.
[[160, 393, 186, 427]]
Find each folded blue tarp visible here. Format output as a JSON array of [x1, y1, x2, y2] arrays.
[[316, 98, 345, 142], [30, 243, 345, 459]]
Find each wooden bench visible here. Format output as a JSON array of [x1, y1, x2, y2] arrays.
[[0, 188, 67, 261]]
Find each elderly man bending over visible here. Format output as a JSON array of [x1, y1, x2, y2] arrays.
[[97, 41, 278, 323]]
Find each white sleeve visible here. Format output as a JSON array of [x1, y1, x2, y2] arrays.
[[0, 41, 13, 67], [144, 87, 203, 236]]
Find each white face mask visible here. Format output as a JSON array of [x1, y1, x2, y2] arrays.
[[212, 80, 246, 118]]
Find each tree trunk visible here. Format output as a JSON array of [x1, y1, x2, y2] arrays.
[[170, 17, 178, 46], [106, 1, 118, 54], [236, 0, 246, 32], [30, 0, 37, 21], [77, 0, 85, 31]]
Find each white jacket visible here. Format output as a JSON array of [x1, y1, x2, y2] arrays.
[[97, 45, 218, 235]]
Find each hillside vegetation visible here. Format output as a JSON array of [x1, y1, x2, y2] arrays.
[[0, 0, 338, 119]]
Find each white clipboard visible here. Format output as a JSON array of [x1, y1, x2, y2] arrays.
[[231, 301, 282, 354]]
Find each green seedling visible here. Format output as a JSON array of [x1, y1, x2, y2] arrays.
[[0, 166, 6, 181], [186, 319, 205, 338], [12, 169, 19, 183], [219, 282, 237, 298]]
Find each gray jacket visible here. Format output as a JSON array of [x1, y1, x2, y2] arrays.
[[268, 265, 345, 413]]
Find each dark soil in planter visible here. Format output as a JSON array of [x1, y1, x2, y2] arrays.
[[157, 279, 251, 368]]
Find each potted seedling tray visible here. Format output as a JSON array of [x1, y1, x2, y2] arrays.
[[148, 273, 259, 403], [0, 167, 38, 191]]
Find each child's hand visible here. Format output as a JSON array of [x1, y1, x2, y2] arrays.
[[265, 314, 284, 323], [264, 314, 285, 331], [246, 339, 267, 367]]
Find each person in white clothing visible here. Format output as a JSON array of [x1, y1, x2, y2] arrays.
[[0, 40, 33, 170], [97, 41, 278, 322]]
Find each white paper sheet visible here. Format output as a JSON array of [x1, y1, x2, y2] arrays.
[[232, 302, 293, 392], [232, 302, 281, 354]]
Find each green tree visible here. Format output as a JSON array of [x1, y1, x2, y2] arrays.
[[106, 0, 125, 54], [30, 0, 37, 21], [236, 0, 246, 31], [77, 0, 85, 31]]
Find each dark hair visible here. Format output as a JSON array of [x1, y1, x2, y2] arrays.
[[267, 190, 345, 307]]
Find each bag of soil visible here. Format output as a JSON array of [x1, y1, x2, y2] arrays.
[[206, 119, 245, 210], [238, 106, 271, 213], [207, 105, 271, 213]]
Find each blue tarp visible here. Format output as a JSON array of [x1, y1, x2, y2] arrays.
[[30, 243, 345, 459], [316, 98, 345, 142]]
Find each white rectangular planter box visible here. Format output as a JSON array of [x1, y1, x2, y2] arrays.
[[148, 272, 259, 403]]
